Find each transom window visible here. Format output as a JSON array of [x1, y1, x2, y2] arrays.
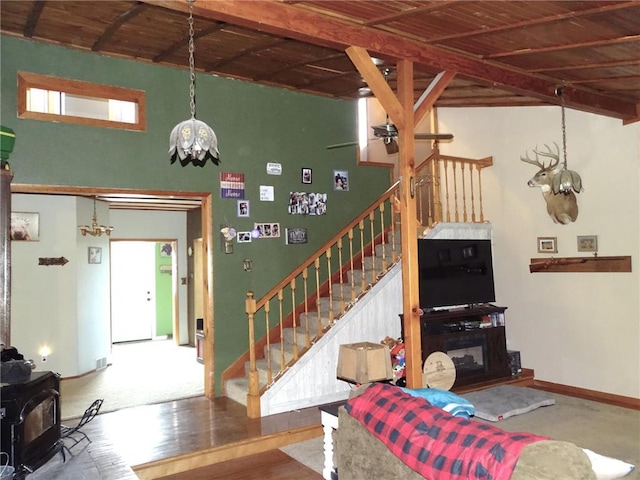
[[18, 72, 146, 131]]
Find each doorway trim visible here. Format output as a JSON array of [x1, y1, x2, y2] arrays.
[[12, 184, 216, 399]]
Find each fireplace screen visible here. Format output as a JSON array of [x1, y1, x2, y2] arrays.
[[24, 396, 56, 444], [446, 334, 486, 373]]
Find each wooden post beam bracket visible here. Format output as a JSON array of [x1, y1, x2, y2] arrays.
[[529, 256, 631, 273]]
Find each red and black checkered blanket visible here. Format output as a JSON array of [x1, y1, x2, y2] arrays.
[[345, 383, 549, 480]]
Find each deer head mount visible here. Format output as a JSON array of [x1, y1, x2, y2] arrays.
[[521, 143, 580, 225]]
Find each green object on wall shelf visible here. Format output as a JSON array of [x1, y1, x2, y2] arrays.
[[1, 125, 16, 161]]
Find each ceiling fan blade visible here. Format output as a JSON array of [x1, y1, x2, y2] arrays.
[[326, 141, 358, 150], [414, 133, 454, 140]]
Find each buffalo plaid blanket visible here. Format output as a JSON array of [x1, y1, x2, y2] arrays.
[[345, 383, 549, 480]]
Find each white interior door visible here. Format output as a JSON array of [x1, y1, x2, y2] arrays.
[[111, 241, 156, 343]]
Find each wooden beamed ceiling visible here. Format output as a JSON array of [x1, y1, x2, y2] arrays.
[[1, 0, 638, 123]]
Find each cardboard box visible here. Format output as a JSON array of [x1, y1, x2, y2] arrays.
[[337, 342, 392, 384]]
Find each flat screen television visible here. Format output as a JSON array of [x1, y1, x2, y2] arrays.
[[418, 238, 495, 310]]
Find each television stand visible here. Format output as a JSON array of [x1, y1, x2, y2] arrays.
[[401, 305, 512, 388]]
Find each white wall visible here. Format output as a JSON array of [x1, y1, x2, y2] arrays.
[[10, 196, 189, 377], [109, 209, 188, 344], [438, 107, 640, 398], [11, 195, 111, 376]]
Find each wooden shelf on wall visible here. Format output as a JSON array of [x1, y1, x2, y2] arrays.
[[529, 256, 632, 273]]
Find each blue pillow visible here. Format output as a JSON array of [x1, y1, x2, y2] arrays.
[[400, 387, 475, 418]]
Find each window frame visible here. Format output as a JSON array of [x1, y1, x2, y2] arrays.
[[17, 71, 147, 131]]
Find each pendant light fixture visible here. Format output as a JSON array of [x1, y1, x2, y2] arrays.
[[552, 87, 582, 195], [169, 0, 220, 167], [78, 197, 113, 237]]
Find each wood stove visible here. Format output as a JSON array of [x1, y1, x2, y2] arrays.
[[1, 371, 63, 478]]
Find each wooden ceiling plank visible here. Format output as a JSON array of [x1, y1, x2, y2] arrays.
[[487, 34, 640, 59], [530, 58, 640, 73], [254, 52, 345, 81], [566, 74, 640, 85], [24, 0, 46, 38], [364, 1, 464, 27], [92, 3, 148, 52], [414, 70, 456, 126], [345, 46, 404, 128], [208, 38, 289, 71], [137, 0, 637, 120], [153, 23, 226, 63], [427, 2, 639, 44]]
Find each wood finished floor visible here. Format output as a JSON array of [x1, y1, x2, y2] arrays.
[[30, 395, 323, 480]]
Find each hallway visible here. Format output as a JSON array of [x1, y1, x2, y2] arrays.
[[60, 339, 204, 420]]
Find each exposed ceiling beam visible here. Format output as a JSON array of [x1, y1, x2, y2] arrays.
[[153, 22, 227, 63], [414, 71, 456, 126], [530, 58, 640, 73], [92, 3, 148, 52], [346, 46, 403, 129], [139, 0, 638, 121], [487, 34, 640, 59], [24, 0, 46, 38]]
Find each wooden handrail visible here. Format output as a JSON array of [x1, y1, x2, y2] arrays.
[[415, 147, 493, 229], [241, 182, 401, 417], [253, 182, 400, 311]]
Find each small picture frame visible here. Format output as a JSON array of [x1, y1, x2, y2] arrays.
[[254, 222, 280, 238], [285, 227, 308, 245], [333, 170, 349, 191], [10, 212, 39, 241], [577, 235, 598, 252], [537, 237, 557, 254], [237, 200, 250, 217], [88, 247, 102, 264], [237, 231, 252, 243], [301, 168, 312, 184]]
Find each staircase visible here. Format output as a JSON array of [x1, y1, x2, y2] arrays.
[[225, 240, 404, 416], [222, 150, 495, 417]]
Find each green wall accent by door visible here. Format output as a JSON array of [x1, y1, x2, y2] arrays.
[[155, 242, 173, 337]]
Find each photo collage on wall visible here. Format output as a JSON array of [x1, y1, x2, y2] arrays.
[[221, 166, 348, 246], [288, 192, 327, 215]]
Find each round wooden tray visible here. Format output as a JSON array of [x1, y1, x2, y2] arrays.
[[422, 351, 456, 390]]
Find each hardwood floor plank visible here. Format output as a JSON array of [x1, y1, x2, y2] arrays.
[[156, 449, 323, 480]]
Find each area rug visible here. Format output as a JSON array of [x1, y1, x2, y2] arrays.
[[280, 436, 325, 475], [462, 385, 556, 422]]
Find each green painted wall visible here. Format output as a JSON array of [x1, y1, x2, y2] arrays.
[[1, 36, 391, 392], [156, 243, 173, 337]]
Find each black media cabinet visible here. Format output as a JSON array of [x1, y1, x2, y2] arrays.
[[401, 305, 512, 388]]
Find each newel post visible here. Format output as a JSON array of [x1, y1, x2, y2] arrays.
[[245, 291, 261, 418]]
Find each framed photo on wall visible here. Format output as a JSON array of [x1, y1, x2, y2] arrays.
[[301, 168, 312, 184], [333, 170, 349, 191], [237, 200, 250, 217], [88, 247, 102, 264], [537, 236, 557, 253], [577, 235, 597, 252], [10, 212, 39, 241]]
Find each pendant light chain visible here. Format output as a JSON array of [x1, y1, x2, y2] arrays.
[[560, 88, 568, 169], [188, 0, 196, 119]]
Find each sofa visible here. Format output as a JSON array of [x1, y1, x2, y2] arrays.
[[336, 383, 597, 480]]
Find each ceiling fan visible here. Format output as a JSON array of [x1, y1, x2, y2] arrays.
[[327, 117, 454, 155], [327, 69, 453, 154]]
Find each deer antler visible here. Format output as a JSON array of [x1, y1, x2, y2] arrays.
[[520, 150, 545, 169], [532, 143, 560, 170]]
